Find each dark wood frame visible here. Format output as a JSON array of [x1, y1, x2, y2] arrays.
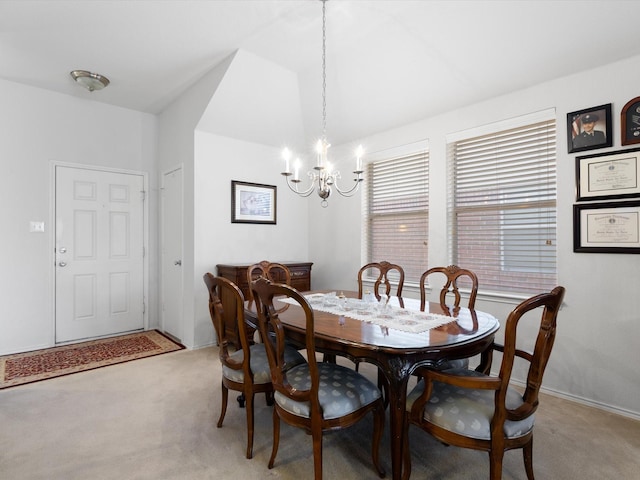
[[567, 103, 613, 153], [576, 147, 640, 201], [621, 96, 640, 145], [231, 180, 277, 224], [573, 200, 640, 253]]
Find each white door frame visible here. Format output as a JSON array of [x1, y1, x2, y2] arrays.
[[50, 161, 149, 344]]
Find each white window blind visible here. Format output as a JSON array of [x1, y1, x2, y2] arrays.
[[364, 151, 428, 283], [447, 119, 557, 294]]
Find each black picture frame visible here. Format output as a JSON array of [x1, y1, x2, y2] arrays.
[[621, 96, 640, 145], [231, 180, 277, 224], [575, 147, 640, 201], [573, 200, 640, 253], [567, 103, 613, 153]]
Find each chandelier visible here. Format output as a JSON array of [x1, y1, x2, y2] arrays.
[[280, 0, 364, 207]]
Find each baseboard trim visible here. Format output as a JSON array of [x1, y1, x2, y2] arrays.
[[509, 379, 640, 422]]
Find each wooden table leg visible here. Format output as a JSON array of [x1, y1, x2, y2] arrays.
[[381, 357, 412, 480]]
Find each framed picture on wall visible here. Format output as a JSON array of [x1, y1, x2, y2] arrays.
[[231, 180, 277, 224], [573, 200, 640, 253], [576, 147, 640, 201], [567, 103, 613, 153], [621, 96, 640, 145]]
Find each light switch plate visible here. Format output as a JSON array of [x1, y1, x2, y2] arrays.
[[30, 221, 45, 233]]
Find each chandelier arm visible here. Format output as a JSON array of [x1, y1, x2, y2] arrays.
[[332, 176, 364, 197], [285, 174, 316, 197]]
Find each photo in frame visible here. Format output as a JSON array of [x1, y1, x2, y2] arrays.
[[576, 147, 640, 201], [567, 103, 612, 153], [573, 200, 640, 253], [621, 96, 640, 145], [231, 180, 277, 224]]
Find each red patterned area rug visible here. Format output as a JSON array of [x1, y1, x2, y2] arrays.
[[0, 330, 184, 389]]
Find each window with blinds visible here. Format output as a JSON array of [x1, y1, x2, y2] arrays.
[[363, 151, 428, 284], [447, 119, 557, 295]]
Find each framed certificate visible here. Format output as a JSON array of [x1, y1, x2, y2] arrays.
[[576, 148, 640, 201], [573, 200, 640, 253]]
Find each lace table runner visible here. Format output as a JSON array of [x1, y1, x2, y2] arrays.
[[277, 293, 455, 334]]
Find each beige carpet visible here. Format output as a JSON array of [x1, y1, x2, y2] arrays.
[[0, 346, 638, 479], [0, 330, 184, 389]]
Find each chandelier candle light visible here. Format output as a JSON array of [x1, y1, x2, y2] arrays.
[[280, 0, 364, 207]]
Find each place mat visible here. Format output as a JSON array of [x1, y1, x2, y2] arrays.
[[278, 294, 455, 334], [0, 330, 184, 389]]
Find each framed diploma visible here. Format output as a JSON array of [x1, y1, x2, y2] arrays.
[[576, 148, 640, 201], [621, 96, 640, 146], [573, 200, 640, 253]]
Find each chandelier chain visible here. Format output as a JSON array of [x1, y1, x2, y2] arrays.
[[279, 0, 363, 206], [321, 0, 327, 142]]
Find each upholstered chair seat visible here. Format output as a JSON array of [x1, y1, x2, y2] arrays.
[[274, 362, 382, 420], [406, 369, 535, 440], [223, 344, 305, 385]]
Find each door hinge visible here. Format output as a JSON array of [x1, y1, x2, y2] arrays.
[[140, 190, 146, 201], [142, 246, 146, 258], [143, 302, 146, 314]]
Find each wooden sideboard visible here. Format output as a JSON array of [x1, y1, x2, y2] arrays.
[[216, 261, 313, 299], [215, 261, 313, 348]]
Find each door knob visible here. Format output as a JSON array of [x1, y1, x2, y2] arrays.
[[58, 261, 67, 267], [174, 260, 182, 266]]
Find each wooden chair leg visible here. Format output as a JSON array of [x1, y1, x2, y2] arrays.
[[489, 449, 505, 480], [322, 353, 336, 363], [372, 404, 386, 478], [268, 408, 280, 469], [217, 383, 228, 428], [245, 393, 254, 459], [265, 390, 274, 406], [312, 426, 323, 480], [378, 371, 389, 409], [523, 438, 535, 480]]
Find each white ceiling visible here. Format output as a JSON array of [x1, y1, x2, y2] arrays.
[[3, 0, 640, 144]]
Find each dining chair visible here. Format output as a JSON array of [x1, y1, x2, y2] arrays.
[[358, 260, 405, 308], [203, 273, 305, 459], [403, 286, 565, 480], [419, 264, 479, 312], [246, 260, 292, 311], [250, 277, 386, 480], [419, 265, 479, 370]]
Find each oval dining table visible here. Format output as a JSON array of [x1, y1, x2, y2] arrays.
[[247, 290, 499, 480]]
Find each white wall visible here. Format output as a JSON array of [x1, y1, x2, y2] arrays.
[[159, 49, 310, 349], [0, 79, 158, 355], [156, 51, 240, 349], [193, 133, 309, 348], [309, 55, 640, 418]]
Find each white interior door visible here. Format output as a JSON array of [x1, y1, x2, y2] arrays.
[[55, 165, 145, 343], [161, 166, 183, 341]]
